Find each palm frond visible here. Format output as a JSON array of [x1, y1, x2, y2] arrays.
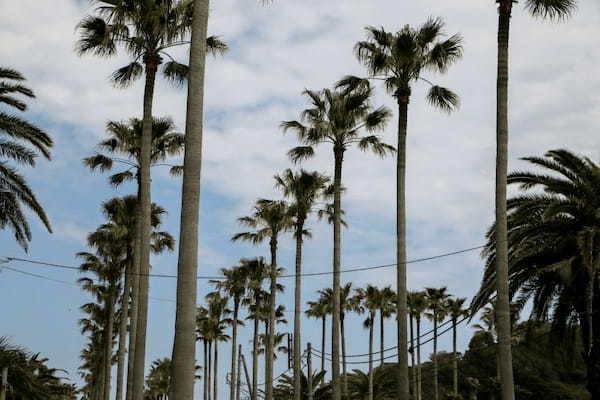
[[111, 62, 143, 88], [426, 85, 459, 113]]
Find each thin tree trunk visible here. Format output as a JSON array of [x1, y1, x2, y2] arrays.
[[495, 3, 516, 400], [230, 300, 240, 400], [417, 317, 422, 400], [453, 318, 458, 396], [321, 316, 326, 379], [410, 314, 416, 398], [236, 345, 242, 400], [331, 149, 344, 400], [293, 224, 304, 400], [169, 1, 209, 400], [213, 341, 218, 400], [132, 54, 158, 400], [264, 321, 269, 395], [116, 260, 131, 400], [341, 314, 347, 396], [208, 341, 212, 400], [380, 311, 385, 367], [204, 340, 208, 400], [242, 353, 252, 400], [433, 313, 438, 400], [368, 316, 374, 400], [98, 357, 106, 400], [252, 317, 259, 400], [266, 239, 278, 400], [104, 294, 115, 400], [0, 367, 7, 400], [396, 96, 410, 400], [588, 273, 600, 399], [126, 188, 141, 400]]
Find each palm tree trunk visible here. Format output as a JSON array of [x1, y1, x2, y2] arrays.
[[410, 313, 416, 398], [116, 260, 131, 400], [321, 316, 326, 379], [126, 190, 141, 400], [331, 149, 343, 400], [495, 3, 516, 400], [368, 316, 374, 400], [230, 300, 240, 400], [132, 53, 158, 400], [213, 341, 219, 400], [588, 273, 600, 399], [264, 321, 269, 393], [104, 294, 115, 400], [341, 314, 347, 396], [396, 95, 410, 400], [266, 239, 278, 400], [417, 317, 422, 400], [453, 318, 458, 396], [293, 224, 304, 400], [98, 357, 106, 400], [380, 311, 385, 367], [208, 341, 212, 400], [169, 1, 209, 400], [252, 317, 259, 400], [203, 340, 208, 400], [433, 314, 438, 400]]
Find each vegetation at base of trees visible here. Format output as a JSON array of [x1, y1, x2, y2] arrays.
[[0, 337, 76, 400]]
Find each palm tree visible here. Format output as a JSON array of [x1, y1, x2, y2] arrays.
[[356, 285, 379, 400], [145, 358, 171, 400], [169, 1, 228, 398], [446, 297, 469, 397], [491, 2, 575, 399], [305, 297, 329, 379], [472, 149, 600, 398], [273, 370, 330, 400], [0, 67, 53, 249], [77, 5, 225, 399], [283, 84, 393, 400], [341, 20, 463, 398], [233, 199, 291, 400], [85, 116, 182, 400], [196, 306, 211, 400], [374, 286, 395, 367], [274, 168, 329, 400], [408, 291, 428, 400], [211, 265, 249, 400], [241, 258, 269, 400], [205, 293, 232, 400], [425, 287, 449, 400]]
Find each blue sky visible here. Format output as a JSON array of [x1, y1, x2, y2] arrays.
[[1, 0, 600, 397]]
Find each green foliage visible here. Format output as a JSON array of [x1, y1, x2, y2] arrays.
[[0, 338, 76, 400]]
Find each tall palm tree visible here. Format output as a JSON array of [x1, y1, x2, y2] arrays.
[[205, 293, 232, 400], [274, 168, 329, 400], [425, 287, 449, 400], [473, 149, 600, 397], [77, 5, 225, 399], [407, 291, 428, 400], [233, 199, 291, 400], [196, 306, 211, 400], [490, 2, 575, 399], [305, 297, 329, 379], [211, 265, 249, 400], [316, 283, 358, 394], [0, 67, 53, 249], [283, 84, 393, 400], [355, 285, 379, 400], [374, 286, 395, 367], [446, 297, 469, 397], [84, 118, 182, 400], [341, 20, 463, 398], [241, 258, 269, 400]]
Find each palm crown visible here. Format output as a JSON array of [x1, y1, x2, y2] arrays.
[[340, 18, 462, 110], [283, 85, 394, 161], [0, 67, 53, 248]]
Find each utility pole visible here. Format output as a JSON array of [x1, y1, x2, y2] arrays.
[[236, 346, 242, 400], [307, 343, 313, 400], [1, 366, 8, 400], [287, 333, 293, 370], [241, 353, 252, 400]]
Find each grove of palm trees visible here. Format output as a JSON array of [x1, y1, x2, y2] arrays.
[[1, 1, 598, 400]]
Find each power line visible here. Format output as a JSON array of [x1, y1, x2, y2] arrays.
[[2, 244, 484, 281]]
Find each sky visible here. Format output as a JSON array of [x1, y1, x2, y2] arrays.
[[1, 0, 600, 398]]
